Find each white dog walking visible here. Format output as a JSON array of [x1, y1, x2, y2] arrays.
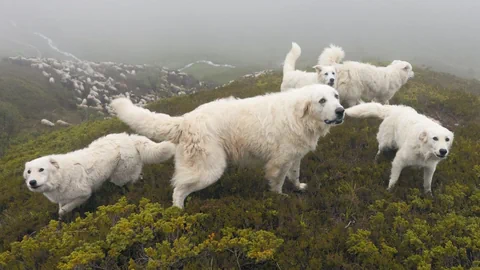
[[345, 103, 454, 193], [111, 84, 345, 208], [24, 133, 176, 217], [280, 42, 337, 91], [318, 45, 414, 107]]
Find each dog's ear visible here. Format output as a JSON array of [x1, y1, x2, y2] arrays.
[[403, 65, 410, 71], [295, 99, 312, 118], [419, 131, 428, 143], [313, 65, 322, 73], [49, 158, 60, 169]]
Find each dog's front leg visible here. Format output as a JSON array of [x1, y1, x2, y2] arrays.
[[423, 165, 436, 195], [386, 155, 405, 191], [58, 195, 90, 217], [265, 161, 292, 195], [286, 158, 307, 191]]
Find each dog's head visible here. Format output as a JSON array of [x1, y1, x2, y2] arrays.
[[390, 60, 414, 80], [418, 126, 454, 160], [313, 65, 336, 87], [24, 156, 60, 193], [294, 84, 344, 125]]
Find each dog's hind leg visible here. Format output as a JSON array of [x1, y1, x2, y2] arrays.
[[286, 158, 307, 191], [171, 144, 227, 209]]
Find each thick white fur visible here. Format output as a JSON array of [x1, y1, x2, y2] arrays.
[[281, 42, 336, 91], [23, 133, 175, 217], [345, 103, 454, 193], [318, 45, 414, 107], [111, 85, 345, 208]]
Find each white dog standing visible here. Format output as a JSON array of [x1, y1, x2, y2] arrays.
[[345, 103, 454, 194], [24, 133, 176, 217], [318, 45, 414, 107], [280, 42, 337, 91], [111, 84, 345, 208]]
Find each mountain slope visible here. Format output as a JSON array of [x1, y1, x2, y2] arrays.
[[0, 69, 479, 269]]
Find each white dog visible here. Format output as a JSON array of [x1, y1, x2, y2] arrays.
[[23, 133, 176, 217], [318, 45, 414, 107], [280, 42, 337, 91], [111, 84, 345, 208], [345, 103, 454, 193]]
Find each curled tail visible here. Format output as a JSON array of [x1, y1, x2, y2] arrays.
[[283, 42, 301, 74], [318, 44, 345, 65], [111, 98, 182, 143], [345, 103, 392, 119], [131, 135, 176, 164]]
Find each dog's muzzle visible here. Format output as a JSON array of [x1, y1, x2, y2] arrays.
[[325, 107, 345, 125]]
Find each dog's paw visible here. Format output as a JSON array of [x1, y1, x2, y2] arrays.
[[424, 190, 434, 198], [58, 208, 66, 217], [386, 186, 394, 192], [297, 183, 308, 191]]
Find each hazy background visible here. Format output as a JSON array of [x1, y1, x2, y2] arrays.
[[0, 0, 479, 78]]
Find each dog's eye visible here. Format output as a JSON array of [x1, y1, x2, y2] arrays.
[[332, 72, 335, 75], [39, 168, 44, 172], [334, 94, 339, 99], [324, 73, 328, 76], [27, 170, 31, 174], [319, 98, 326, 104], [446, 138, 450, 142], [433, 137, 438, 141]]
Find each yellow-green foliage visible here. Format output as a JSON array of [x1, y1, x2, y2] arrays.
[[0, 68, 479, 269], [0, 197, 282, 269]]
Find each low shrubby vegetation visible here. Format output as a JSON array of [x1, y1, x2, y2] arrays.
[[0, 68, 479, 269]]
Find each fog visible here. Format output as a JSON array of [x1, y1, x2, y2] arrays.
[[1, 0, 479, 78]]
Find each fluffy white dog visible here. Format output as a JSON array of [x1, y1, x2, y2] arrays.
[[111, 84, 345, 208], [345, 103, 454, 194], [280, 42, 337, 91], [318, 45, 415, 107], [24, 133, 176, 217]]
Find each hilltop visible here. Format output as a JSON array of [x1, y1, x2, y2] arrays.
[[0, 68, 479, 269]]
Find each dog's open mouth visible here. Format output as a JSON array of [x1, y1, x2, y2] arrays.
[[436, 154, 447, 159], [328, 81, 334, 86], [324, 118, 344, 125], [30, 185, 42, 190]]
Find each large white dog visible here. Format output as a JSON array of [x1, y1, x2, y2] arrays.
[[111, 85, 345, 208], [345, 103, 454, 194], [280, 42, 337, 91], [24, 133, 176, 217], [318, 45, 415, 107]]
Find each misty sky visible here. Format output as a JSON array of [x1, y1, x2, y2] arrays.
[[0, 0, 479, 78]]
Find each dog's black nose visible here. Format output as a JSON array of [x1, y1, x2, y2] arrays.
[[29, 180, 37, 186], [439, 149, 447, 156], [329, 78, 335, 83], [335, 107, 345, 117]]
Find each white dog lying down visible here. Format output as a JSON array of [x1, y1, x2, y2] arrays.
[[23, 133, 175, 217], [280, 42, 337, 91], [111, 85, 345, 208], [345, 103, 453, 193], [318, 45, 414, 107]]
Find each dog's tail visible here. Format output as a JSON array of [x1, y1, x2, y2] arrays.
[[283, 42, 301, 74], [345, 103, 392, 119], [131, 135, 176, 164], [318, 44, 345, 65], [111, 98, 183, 143]]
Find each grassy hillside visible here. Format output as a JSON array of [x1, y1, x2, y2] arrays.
[[0, 69, 479, 269], [0, 61, 100, 156]]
